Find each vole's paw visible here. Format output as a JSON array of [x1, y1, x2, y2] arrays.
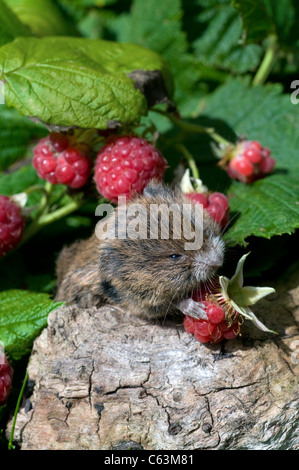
[[176, 298, 208, 320], [63, 291, 104, 309]]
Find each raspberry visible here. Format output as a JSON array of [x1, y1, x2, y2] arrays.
[[33, 134, 92, 189], [206, 303, 225, 324], [0, 195, 25, 257], [183, 294, 240, 344], [183, 315, 195, 334], [229, 156, 254, 176], [186, 191, 229, 228], [49, 132, 69, 152], [223, 140, 275, 184], [94, 136, 167, 203], [0, 354, 13, 406], [259, 156, 276, 174], [185, 192, 209, 208]]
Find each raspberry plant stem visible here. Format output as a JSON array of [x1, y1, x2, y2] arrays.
[[8, 369, 28, 450], [252, 35, 278, 86], [21, 197, 84, 244], [153, 108, 229, 146], [176, 143, 200, 180]]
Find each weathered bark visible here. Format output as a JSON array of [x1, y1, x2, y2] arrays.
[[7, 271, 299, 450]]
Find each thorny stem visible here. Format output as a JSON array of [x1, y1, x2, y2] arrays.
[[252, 35, 278, 86], [8, 369, 28, 450]]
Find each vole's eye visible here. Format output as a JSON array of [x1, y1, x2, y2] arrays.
[[169, 254, 182, 260]]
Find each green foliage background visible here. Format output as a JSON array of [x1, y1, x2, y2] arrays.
[[0, 0, 299, 447]]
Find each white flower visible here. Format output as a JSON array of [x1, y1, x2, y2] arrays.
[[180, 168, 208, 194], [218, 253, 277, 334]]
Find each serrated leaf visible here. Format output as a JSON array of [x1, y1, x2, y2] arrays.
[[232, 0, 298, 44], [201, 78, 299, 245], [193, 0, 262, 73], [0, 0, 31, 47], [231, 0, 274, 42], [108, 0, 207, 116], [0, 290, 62, 360], [0, 36, 173, 129], [224, 175, 299, 245], [0, 105, 47, 171], [3, 0, 78, 37]]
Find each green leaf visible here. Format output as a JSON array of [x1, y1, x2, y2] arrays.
[[201, 77, 299, 245], [231, 0, 274, 42], [0, 36, 173, 129], [3, 0, 78, 37], [193, 0, 263, 73], [108, 0, 207, 116], [232, 0, 299, 44], [0, 0, 31, 47], [0, 290, 62, 360], [224, 175, 299, 245], [0, 164, 41, 196], [0, 105, 47, 171]]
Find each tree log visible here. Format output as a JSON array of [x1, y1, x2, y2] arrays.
[[7, 271, 299, 450]]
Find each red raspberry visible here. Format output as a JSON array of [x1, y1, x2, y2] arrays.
[[0, 354, 13, 406], [94, 136, 167, 203], [183, 315, 195, 334], [0, 195, 25, 258], [206, 303, 225, 324], [229, 156, 254, 176], [259, 156, 276, 174], [183, 295, 240, 344], [224, 140, 275, 184], [185, 192, 209, 208], [49, 132, 69, 152], [33, 134, 92, 189], [186, 191, 229, 228]]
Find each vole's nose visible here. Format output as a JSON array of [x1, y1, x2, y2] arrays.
[[208, 251, 224, 271]]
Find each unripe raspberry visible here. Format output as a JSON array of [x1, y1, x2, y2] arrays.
[[94, 136, 167, 203], [33, 133, 92, 189], [0, 195, 25, 258], [0, 354, 13, 406], [220, 140, 276, 184]]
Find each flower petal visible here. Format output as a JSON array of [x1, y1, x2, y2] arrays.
[[242, 307, 278, 334], [228, 252, 250, 290], [237, 286, 275, 306], [219, 275, 230, 300]]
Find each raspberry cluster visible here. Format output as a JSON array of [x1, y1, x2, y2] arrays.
[[0, 195, 25, 258], [183, 287, 240, 344], [226, 140, 275, 184], [0, 355, 13, 406], [94, 136, 167, 203], [186, 191, 229, 228], [33, 133, 92, 189]]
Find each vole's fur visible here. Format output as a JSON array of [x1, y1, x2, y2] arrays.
[[55, 182, 225, 319]]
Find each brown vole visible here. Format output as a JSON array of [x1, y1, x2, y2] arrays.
[[55, 182, 225, 320]]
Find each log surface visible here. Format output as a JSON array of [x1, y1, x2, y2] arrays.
[[7, 272, 299, 450]]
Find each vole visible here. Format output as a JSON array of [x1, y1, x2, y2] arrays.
[[55, 182, 225, 320]]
